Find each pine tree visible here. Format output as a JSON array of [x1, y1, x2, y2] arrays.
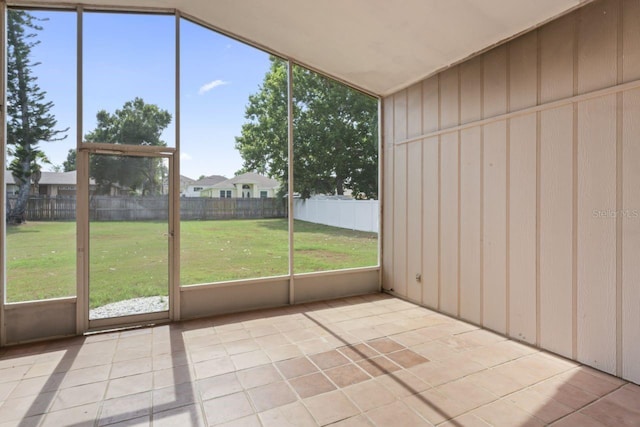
[[6, 10, 67, 224]]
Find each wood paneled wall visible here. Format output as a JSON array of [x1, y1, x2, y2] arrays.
[[381, 0, 640, 383]]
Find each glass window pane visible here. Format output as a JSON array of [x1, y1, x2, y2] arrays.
[[5, 9, 77, 302], [292, 65, 379, 274], [179, 19, 288, 285], [83, 12, 175, 147]]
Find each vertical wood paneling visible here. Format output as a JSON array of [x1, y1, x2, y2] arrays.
[[483, 46, 508, 118], [460, 127, 481, 324], [406, 85, 423, 302], [422, 137, 439, 308], [440, 132, 459, 316], [461, 57, 482, 124], [440, 67, 460, 129], [483, 121, 507, 334], [622, 89, 640, 383], [392, 91, 407, 296], [407, 141, 423, 303], [407, 83, 422, 139], [393, 143, 408, 297], [577, 0, 617, 94], [577, 95, 617, 374], [382, 97, 394, 290], [509, 32, 538, 111], [540, 105, 574, 358], [623, 0, 640, 83], [540, 14, 575, 103], [509, 114, 537, 344], [423, 76, 439, 133]]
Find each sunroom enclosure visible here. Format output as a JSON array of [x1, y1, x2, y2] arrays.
[[0, 5, 380, 344]]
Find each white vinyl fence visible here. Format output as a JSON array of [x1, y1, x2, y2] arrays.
[[293, 198, 379, 233]]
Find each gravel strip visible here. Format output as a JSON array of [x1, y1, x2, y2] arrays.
[[90, 296, 169, 319]]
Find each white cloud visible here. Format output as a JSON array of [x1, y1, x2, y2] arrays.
[[198, 79, 229, 95], [181, 153, 192, 160]]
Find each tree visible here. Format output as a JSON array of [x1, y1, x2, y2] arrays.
[[235, 58, 378, 199], [6, 10, 68, 223], [85, 98, 171, 195], [63, 148, 76, 172]]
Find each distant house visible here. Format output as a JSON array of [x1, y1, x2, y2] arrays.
[[5, 170, 96, 196], [183, 175, 227, 197], [173, 175, 195, 196], [200, 172, 280, 199]]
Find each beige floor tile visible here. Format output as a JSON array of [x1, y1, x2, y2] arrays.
[[224, 339, 260, 356], [436, 378, 499, 412], [194, 356, 235, 379], [0, 381, 18, 401], [98, 391, 151, 426], [189, 344, 228, 364], [337, 344, 379, 362], [289, 372, 336, 399], [110, 358, 153, 379], [0, 391, 56, 422], [40, 402, 99, 427], [197, 372, 243, 401], [202, 392, 254, 425], [330, 414, 374, 427], [438, 413, 492, 427], [550, 412, 607, 427], [581, 386, 640, 426], [266, 344, 303, 362], [304, 390, 359, 426], [236, 364, 282, 389], [152, 365, 194, 389], [246, 381, 297, 412], [276, 357, 317, 379], [61, 364, 111, 388], [403, 388, 467, 424], [106, 373, 153, 399], [356, 355, 401, 377], [0, 365, 31, 384], [466, 369, 527, 397], [152, 382, 197, 413], [104, 415, 151, 426], [217, 415, 262, 427], [343, 379, 395, 412], [153, 404, 206, 427], [255, 334, 291, 349], [365, 401, 431, 426], [324, 363, 371, 388], [471, 399, 545, 427], [375, 369, 430, 398], [506, 389, 574, 423], [8, 374, 64, 399], [386, 349, 429, 368], [259, 401, 318, 427], [231, 350, 271, 370], [309, 350, 350, 370], [297, 338, 334, 355], [557, 367, 626, 397], [51, 380, 108, 411], [366, 337, 405, 354]]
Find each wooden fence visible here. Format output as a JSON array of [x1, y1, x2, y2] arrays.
[[6, 195, 287, 221]]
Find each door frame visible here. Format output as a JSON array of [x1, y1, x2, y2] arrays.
[[76, 143, 178, 332]]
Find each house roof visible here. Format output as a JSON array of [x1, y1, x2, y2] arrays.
[[36, 0, 588, 96], [191, 175, 227, 186], [211, 172, 280, 189], [4, 170, 85, 185], [180, 175, 195, 183]]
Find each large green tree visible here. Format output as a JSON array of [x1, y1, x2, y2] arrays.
[[84, 98, 171, 195], [235, 59, 378, 199], [6, 10, 68, 223]]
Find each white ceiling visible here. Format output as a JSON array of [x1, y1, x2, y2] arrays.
[[33, 0, 588, 96]]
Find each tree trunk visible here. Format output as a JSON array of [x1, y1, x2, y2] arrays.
[[336, 176, 344, 196]]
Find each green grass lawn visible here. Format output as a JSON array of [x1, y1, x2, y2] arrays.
[[6, 219, 377, 307]]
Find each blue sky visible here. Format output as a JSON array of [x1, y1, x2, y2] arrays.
[[22, 10, 272, 179]]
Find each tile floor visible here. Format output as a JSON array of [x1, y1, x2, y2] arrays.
[[0, 293, 638, 426]]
